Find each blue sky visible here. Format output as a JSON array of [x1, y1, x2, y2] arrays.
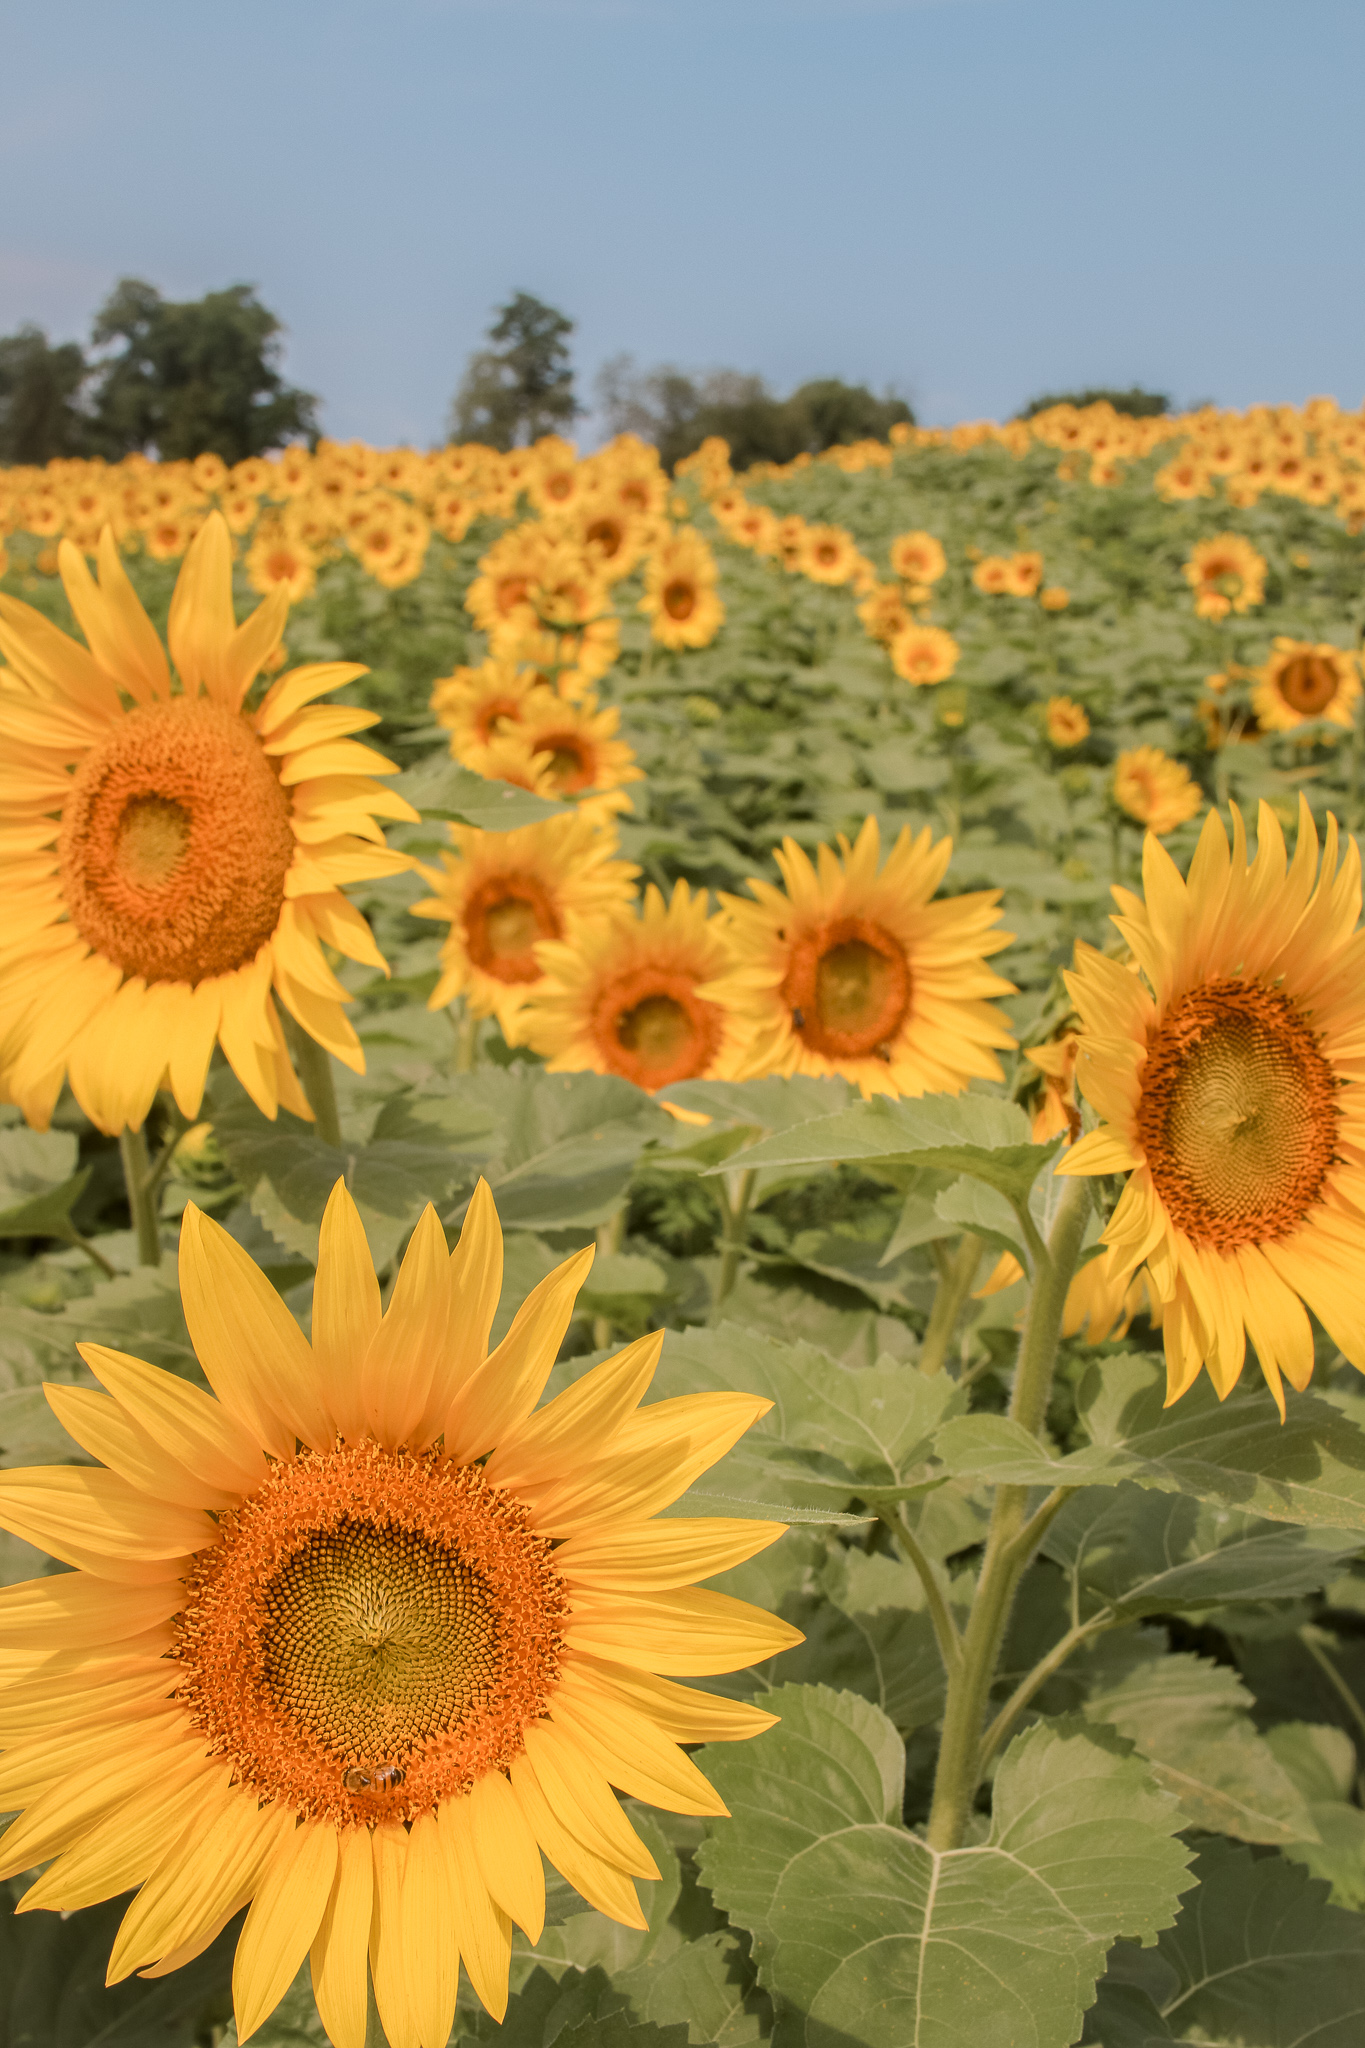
[[3, 0, 1361, 445]]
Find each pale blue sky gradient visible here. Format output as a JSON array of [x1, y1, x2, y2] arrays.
[[3, 0, 1361, 444]]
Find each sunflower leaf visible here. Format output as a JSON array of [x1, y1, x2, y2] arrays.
[[1088, 1838, 1365, 2048], [708, 1093, 1061, 1203], [392, 755, 570, 828], [934, 1351, 1365, 1532], [696, 1686, 1194, 2048]]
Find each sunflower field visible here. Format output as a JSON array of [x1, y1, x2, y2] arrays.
[[4, 398, 1365, 2048]]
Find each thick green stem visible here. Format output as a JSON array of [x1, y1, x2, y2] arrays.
[[592, 1206, 626, 1352], [453, 1002, 481, 1074], [924, 1172, 1091, 1850], [919, 1230, 984, 1376], [712, 1168, 757, 1314], [883, 1506, 961, 1680], [119, 1127, 162, 1268], [291, 1028, 343, 1147]]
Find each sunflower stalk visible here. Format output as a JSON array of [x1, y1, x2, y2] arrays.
[[919, 1230, 984, 1376], [712, 1167, 758, 1314], [453, 1001, 482, 1074], [592, 1205, 626, 1350], [923, 1170, 1092, 1852], [118, 1126, 163, 1268]]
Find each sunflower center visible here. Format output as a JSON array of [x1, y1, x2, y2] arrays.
[[175, 1443, 566, 1825], [464, 874, 561, 982], [1136, 976, 1341, 1250], [592, 967, 724, 1088], [663, 579, 697, 621], [782, 916, 912, 1060], [1277, 655, 1340, 715], [539, 736, 594, 792], [57, 699, 295, 985]]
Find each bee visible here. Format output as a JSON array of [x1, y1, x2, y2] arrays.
[[791, 1008, 805, 1029], [343, 1763, 406, 1795]]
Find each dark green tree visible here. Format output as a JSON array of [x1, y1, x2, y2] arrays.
[[0, 325, 92, 463], [598, 358, 914, 472], [1018, 384, 1171, 419], [788, 378, 914, 450], [87, 279, 318, 462], [449, 292, 579, 449]]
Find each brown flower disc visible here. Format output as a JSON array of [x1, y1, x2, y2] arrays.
[[782, 915, 912, 1059], [463, 871, 563, 983], [590, 965, 724, 1088]]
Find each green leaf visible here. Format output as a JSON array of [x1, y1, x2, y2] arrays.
[[935, 1350, 1365, 1533], [1265, 1723, 1365, 1912], [712, 1093, 1061, 1203], [219, 1964, 325, 2045], [533, 1810, 682, 1977], [609, 1930, 770, 2046], [1094, 1838, 1365, 2047], [0, 1385, 89, 1467], [697, 1686, 1193, 2048], [0, 1127, 92, 1241], [1082, 1647, 1319, 1844], [768, 1552, 960, 1734], [393, 755, 570, 828], [659, 1076, 853, 1137], [0, 1266, 196, 1386], [660, 1323, 963, 1510], [0, 1883, 235, 2047]]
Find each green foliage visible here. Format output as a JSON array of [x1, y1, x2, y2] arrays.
[[597, 359, 912, 471], [1019, 385, 1172, 418], [86, 276, 317, 461], [451, 291, 579, 450], [0, 324, 91, 463]]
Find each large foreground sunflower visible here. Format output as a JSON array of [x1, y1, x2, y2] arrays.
[[1059, 799, 1365, 1411], [0, 516, 412, 1134], [0, 1183, 797, 2045], [712, 817, 1015, 1098], [517, 880, 745, 1089]]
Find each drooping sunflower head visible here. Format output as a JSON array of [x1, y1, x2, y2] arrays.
[[713, 816, 1016, 1098], [1252, 637, 1360, 733], [0, 515, 414, 1135], [0, 1179, 797, 2045], [1112, 745, 1203, 837], [516, 879, 746, 1089], [1060, 798, 1365, 1412], [413, 812, 639, 1034]]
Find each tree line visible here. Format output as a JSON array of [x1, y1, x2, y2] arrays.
[[0, 280, 1170, 472]]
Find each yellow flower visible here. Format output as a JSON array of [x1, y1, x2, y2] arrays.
[[245, 521, 317, 604], [413, 814, 638, 1035], [857, 583, 911, 647], [1183, 534, 1267, 616], [889, 622, 960, 686], [463, 689, 644, 820], [641, 530, 725, 650], [1003, 551, 1044, 597], [1039, 585, 1070, 611], [0, 516, 412, 1135], [712, 817, 1015, 1099], [1045, 696, 1090, 748], [0, 1183, 797, 2043], [1112, 746, 1203, 836], [971, 556, 1012, 595], [1252, 638, 1360, 733], [431, 659, 541, 755], [518, 880, 745, 1088], [794, 523, 861, 586], [1059, 799, 1365, 1411], [888, 531, 946, 586]]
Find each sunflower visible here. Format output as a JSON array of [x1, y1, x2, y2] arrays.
[[1252, 638, 1360, 733], [1003, 551, 1044, 597], [0, 516, 412, 1136], [413, 813, 638, 1036], [487, 614, 620, 694], [1058, 799, 1365, 1410], [857, 583, 911, 647], [971, 556, 1012, 595], [889, 622, 960, 686], [1182, 533, 1267, 619], [712, 817, 1015, 1099], [1045, 696, 1090, 748], [245, 522, 317, 604], [794, 524, 861, 586], [517, 881, 745, 1089], [464, 527, 555, 635], [1039, 586, 1070, 611], [640, 530, 725, 650], [460, 689, 643, 822], [430, 660, 540, 755], [0, 1181, 797, 2045], [888, 531, 946, 586], [1113, 746, 1203, 836]]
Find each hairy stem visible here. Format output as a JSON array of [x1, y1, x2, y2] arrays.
[[919, 1231, 984, 1377], [977, 1606, 1116, 1771], [119, 1126, 162, 1268], [923, 1172, 1091, 1851], [712, 1167, 757, 1314], [882, 1506, 962, 1680], [291, 1027, 343, 1147]]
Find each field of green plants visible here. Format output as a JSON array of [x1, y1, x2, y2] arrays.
[[4, 408, 1365, 2048]]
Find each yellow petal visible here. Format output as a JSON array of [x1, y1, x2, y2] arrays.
[[0, 1466, 212, 1579], [256, 662, 370, 735], [313, 1179, 382, 1441], [179, 1204, 332, 1457], [311, 1823, 374, 2048], [77, 1344, 267, 1499], [413, 1179, 502, 1443], [58, 531, 170, 702], [465, 1771, 545, 1944], [109, 1788, 289, 1984], [565, 1653, 780, 1744], [369, 1822, 418, 2048], [167, 513, 237, 701], [483, 1330, 662, 1493], [404, 1812, 460, 2047], [1055, 1126, 1142, 1177], [564, 1585, 805, 1675], [0, 1720, 207, 1878], [554, 1516, 783, 1593], [0, 1570, 183, 1650], [225, 584, 290, 707], [443, 1246, 595, 1463], [528, 1392, 772, 1535], [361, 1204, 450, 1449], [167, 979, 223, 1121], [0, 1664, 176, 1743], [234, 1818, 339, 2044], [549, 1685, 727, 1817], [20, 1759, 231, 1916], [42, 1383, 240, 1512], [507, 1754, 645, 1929], [440, 1797, 512, 2023], [521, 1721, 659, 1878], [0, 590, 121, 715]]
